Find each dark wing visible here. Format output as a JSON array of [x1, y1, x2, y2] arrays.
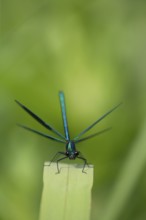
[[74, 103, 122, 139], [15, 100, 65, 140], [17, 124, 66, 143], [74, 127, 112, 143]]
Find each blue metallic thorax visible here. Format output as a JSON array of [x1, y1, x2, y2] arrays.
[[66, 141, 79, 159]]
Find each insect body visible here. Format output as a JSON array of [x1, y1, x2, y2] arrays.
[[66, 141, 78, 159], [15, 92, 121, 173]]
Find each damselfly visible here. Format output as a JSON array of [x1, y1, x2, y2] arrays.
[[15, 92, 121, 173]]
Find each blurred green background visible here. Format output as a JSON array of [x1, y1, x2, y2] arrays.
[[0, 1, 146, 220]]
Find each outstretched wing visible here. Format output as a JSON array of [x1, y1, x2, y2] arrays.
[[17, 124, 66, 143], [74, 127, 112, 143], [74, 103, 122, 140], [15, 100, 65, 140]]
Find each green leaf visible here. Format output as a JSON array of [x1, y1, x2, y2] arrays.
[[39, 162, 93, 220]]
